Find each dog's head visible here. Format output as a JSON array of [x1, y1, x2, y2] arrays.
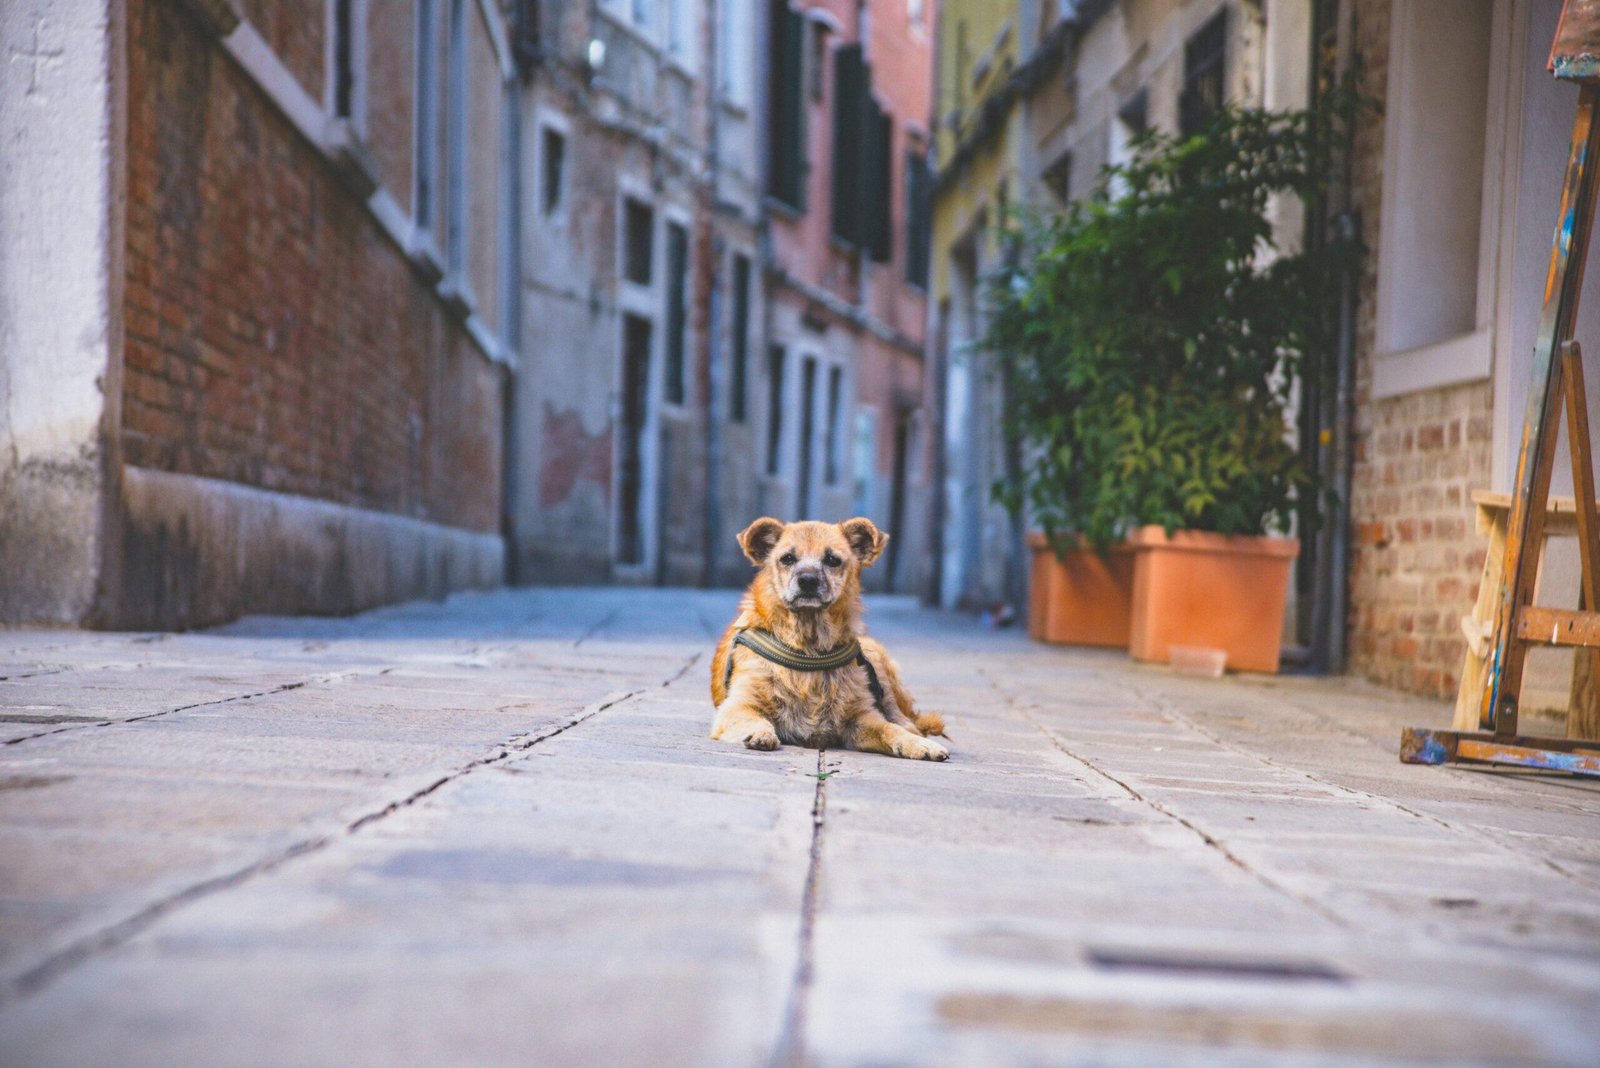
[[738, 517, 888, 611]]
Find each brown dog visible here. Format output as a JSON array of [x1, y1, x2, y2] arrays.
[[709, 516, 948, 760]]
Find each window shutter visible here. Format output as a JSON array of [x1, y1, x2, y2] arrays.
[[767, 1, 807, 210], [905, 150, 930, 286], [831, 44, 866, 245], [866, 104, 892, 263]]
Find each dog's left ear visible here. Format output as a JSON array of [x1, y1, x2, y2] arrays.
[[839, 517, 888, 567], [738, 517, 786, 566]]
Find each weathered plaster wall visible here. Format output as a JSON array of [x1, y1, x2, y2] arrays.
[[0, 0, 124, 625]]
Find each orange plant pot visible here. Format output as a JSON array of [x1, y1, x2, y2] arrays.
[[1027, 532, 1136, 647], [1126, 526, 1300, 674]]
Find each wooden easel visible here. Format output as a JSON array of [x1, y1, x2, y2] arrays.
[[1402, 1, 1600, 778]]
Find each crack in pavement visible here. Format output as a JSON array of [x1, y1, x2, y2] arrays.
[[572, 609, 621, 648], [770, 746, 828, 1068], [1121, 680, 1600, 896], [0, 653, 698, 1006], [981, 667, 1350, 930], [0, 667, 67, 682], [2, 669, 389, 747]]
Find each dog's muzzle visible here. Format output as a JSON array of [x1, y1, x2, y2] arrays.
[[786, 568, 831, 608]]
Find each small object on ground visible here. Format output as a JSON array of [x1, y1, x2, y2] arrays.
[[980, 602, 1016, 629], [1170, 645, 1227, 678]]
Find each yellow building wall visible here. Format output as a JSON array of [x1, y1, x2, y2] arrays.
[[931, 0, 1022, 303]]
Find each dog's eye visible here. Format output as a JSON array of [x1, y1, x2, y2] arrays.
[[778, 552, 797, 567], [823, 551, 842, 568]]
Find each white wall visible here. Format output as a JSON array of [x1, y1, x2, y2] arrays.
[[0, 0, 122, 623]]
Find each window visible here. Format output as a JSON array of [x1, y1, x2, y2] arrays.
[[824, 367, 843, 485], [719, 0, 754, 106], [730, 254, 751, 422], [1042, 150, 1072, 207], [954, 21, 968, 112], [667, 0, 694, 66], [664, 221, 689, 405], [832, 45, 867, 244], [512, 0, 539, 72], [415, 0, 438, 229], [1373, 0, 1493, 397], [1180, 11, 1227, 137], [767, 0, 808, 210], [445, 0, 468, 275], [332, 0, 358, 120], [623, 199, 653, 285], [766, 345, 786, 475], [541, 127, 565, 216], [831, 45, 892, 259], [809, 19, 828, 102], [1107, 91, 1146, 199], [905, 148, 931, 286]]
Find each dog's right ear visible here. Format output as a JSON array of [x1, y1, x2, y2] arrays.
[[738, 517, 786, 566]]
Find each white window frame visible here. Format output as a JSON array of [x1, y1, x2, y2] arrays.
[[1371, 0, 1505, 399], [409, 0, 448, 271], [443, 0, 471, 286], [823, 362, 846, 487], [660, 204, 694, 412], [718, 0, 753, 107], [535, 111, 572, 223], [612, 180, 663, 579]]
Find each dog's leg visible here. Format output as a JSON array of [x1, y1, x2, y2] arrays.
[[860, 639, 945, 737], [711, 678, 781, 751], [846, 712, 948, 761]]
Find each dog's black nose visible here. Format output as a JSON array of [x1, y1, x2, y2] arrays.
[[797, 573, 820, 594]]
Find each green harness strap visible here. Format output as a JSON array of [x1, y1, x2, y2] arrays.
[[722, 628, 888, 714]]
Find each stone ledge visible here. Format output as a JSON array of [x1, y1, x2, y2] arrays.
[[113, 466, 504, 630]]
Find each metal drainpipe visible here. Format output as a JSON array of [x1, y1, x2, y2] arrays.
[[1317, 0, 1360, 674], [1325, 210, 1360, 673]]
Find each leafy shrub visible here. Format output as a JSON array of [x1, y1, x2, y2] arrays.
[[985, 99, 1361, 549]]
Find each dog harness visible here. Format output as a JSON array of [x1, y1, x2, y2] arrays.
[[722, 628, 887, 714]]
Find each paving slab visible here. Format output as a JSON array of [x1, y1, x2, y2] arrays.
[[1, 588, 1597, 1066]]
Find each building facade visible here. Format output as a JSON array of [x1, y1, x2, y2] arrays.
[[509, 0, 935, 591], [1339, 0, 1600, 711], [928, 0, 1323, 633], [508, 0, 749, 585], [761, 0, 936, 593], [927, 0, 1025, 612], [1, 0, 519, 629]]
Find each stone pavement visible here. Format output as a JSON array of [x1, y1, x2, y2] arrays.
[[1, 589, 1598, 1067]]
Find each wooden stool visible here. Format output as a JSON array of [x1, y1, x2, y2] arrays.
[[1455, 490, 1599, 736]]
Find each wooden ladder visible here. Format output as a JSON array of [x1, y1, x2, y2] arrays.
[[1401, 16, 1600, 778]]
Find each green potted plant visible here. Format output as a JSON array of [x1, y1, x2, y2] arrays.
[[986, 100, 1359, 670]]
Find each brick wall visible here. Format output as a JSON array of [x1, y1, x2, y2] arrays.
[[122, 0, 502, 536], [1344, 0, 1493, 698]]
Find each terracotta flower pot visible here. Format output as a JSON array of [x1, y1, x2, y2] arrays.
[[1027, 532, 1135, 647], [1127, 526, 1300, 674]]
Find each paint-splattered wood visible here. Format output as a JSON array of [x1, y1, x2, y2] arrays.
[[1553, 0, 1600, 81], [1515, 605, 1600, 648], [1403, 727, 1600, 774]]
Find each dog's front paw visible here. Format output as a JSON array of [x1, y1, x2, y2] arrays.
[[899, 735, 948, 761], [742, 724, 780, 751]]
